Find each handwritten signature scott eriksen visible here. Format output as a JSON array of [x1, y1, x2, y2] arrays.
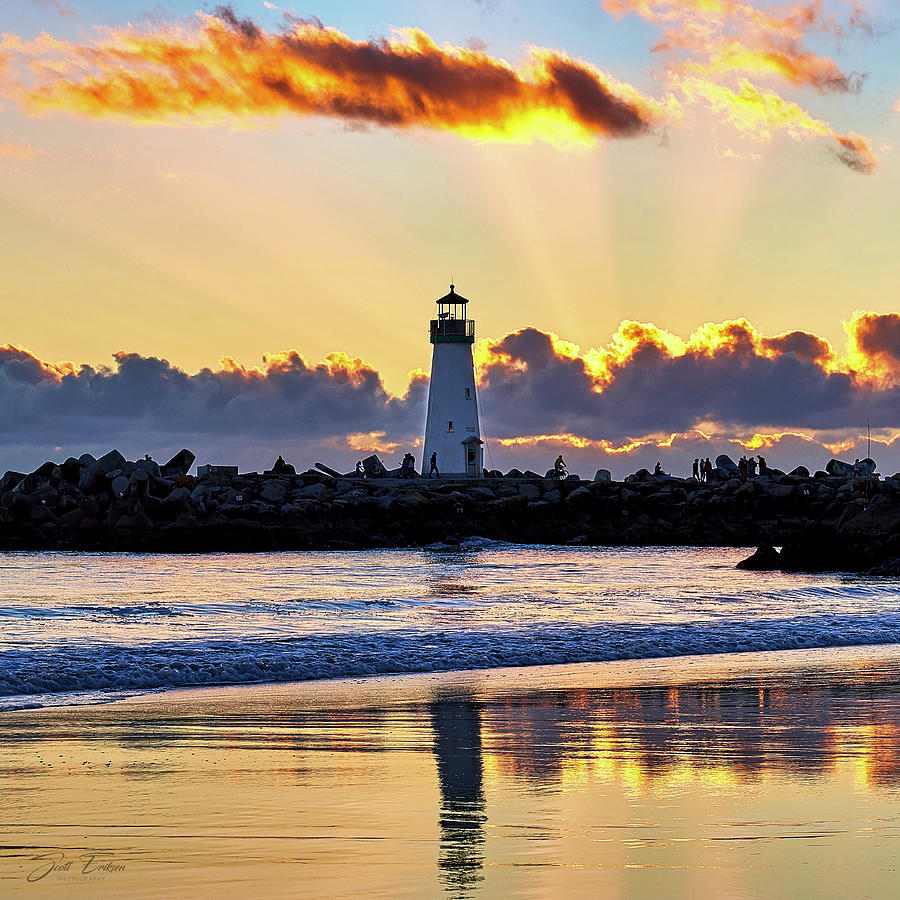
[[27, 851, 126, 883]]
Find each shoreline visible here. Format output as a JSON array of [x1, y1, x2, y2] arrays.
[[5, 639, 900, 714], [103, 641, 900, 708], [4, 643, 900, 897]]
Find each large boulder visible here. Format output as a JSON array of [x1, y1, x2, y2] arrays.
[[362, 455, 388, 478], [297, 482, 329, 499], [0, 471, 25, 493], [79, 449, 126, 493], [136, 457, 162, 479], [624, 469, 651, 483], [736, 545, 781, 570], [162, 487, 194, 510], [110, 475, 130, 498], [60, 458, 81, 484], [260, 480, 288, 505], [827, 458, 876, 477], [826, 459, 855, 477], [593, 469, 612, 483], [715, 455, 740, 477], [31, 461, 58, 480], [161, 449, 195, 477], [788, 466, 810, 479]]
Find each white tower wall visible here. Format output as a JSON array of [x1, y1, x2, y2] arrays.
[[423, 342, 481, 477], [422, 285, 483, 478]]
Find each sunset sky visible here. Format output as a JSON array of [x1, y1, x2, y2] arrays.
[[1, 0, 899, 476]]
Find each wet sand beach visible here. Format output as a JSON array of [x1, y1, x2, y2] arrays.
[[3, 645, 900, 898]]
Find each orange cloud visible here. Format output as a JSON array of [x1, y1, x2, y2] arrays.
[[602, 0, 875, 171], [7, 318, 900, 475], [697, 38, 862, 93], [0, 11, 669, 146], [672, 75, 875, 171], [845, 311, 900, 382], [346, 431, 417, 454]]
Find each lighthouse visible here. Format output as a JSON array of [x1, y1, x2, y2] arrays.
[[422, 284, 484, 478]]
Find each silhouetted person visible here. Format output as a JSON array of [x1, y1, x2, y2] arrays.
[[692, 458, 700, 481], [748, 456, 757, 478], [272, 455, 292, 475], [355, 460, 366, 479], [654, 461, 662, 476], [429, 452, 439, 478], [554, 455, 566, 479], [758, 455, 767, 475], [739, 456, 748, 482], [704, 458, 713, 481]]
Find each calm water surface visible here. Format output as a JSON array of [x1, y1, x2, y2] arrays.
[[2, 650, 899, 898]]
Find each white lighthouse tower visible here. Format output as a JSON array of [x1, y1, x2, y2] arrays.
[[422, 284, 484, 478]]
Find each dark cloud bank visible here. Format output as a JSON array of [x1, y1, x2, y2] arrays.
[[4, 313, 900, 477]]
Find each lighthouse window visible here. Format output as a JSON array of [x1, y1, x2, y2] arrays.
[[448, 420, 454, 432], [465, 388, 471, 399]]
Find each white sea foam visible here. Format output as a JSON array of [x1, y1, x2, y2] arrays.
[[1, 545, 899, 708], [2, 617, 900, 706]]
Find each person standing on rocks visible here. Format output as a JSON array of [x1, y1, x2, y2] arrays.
[[748, 456, 757, 478], [758, 455, 767, 475], [703, 458, 713, 481], [739, 457, 748, 482], [692, 459, 700, 481], [356, 460, 366, 479], [429, 452, 439, 478]]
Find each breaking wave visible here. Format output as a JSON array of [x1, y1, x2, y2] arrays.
[[3, 545, 900, 710], [3, 615, 900, 708]]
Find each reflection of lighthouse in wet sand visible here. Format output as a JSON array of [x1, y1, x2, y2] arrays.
[[422, 285, 484, 478]]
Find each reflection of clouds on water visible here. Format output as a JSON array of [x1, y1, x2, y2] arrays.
[[478, 675, 900, 793], [430, 696, 486, 896]]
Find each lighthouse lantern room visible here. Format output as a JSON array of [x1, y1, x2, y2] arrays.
[[422, 285, 484, 478]]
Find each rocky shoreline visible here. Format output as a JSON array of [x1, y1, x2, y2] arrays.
[[1, 449, 899, 572]]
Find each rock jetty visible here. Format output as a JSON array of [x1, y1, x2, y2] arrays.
[[0, 451, 897, 570]]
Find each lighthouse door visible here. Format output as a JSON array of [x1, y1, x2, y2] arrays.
[[465, 445, 477, 477]]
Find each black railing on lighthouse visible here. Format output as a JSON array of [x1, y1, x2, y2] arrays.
[[430, 319, 476, 339]]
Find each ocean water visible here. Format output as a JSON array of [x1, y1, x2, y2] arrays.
[[2, 543, 900, 710]]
